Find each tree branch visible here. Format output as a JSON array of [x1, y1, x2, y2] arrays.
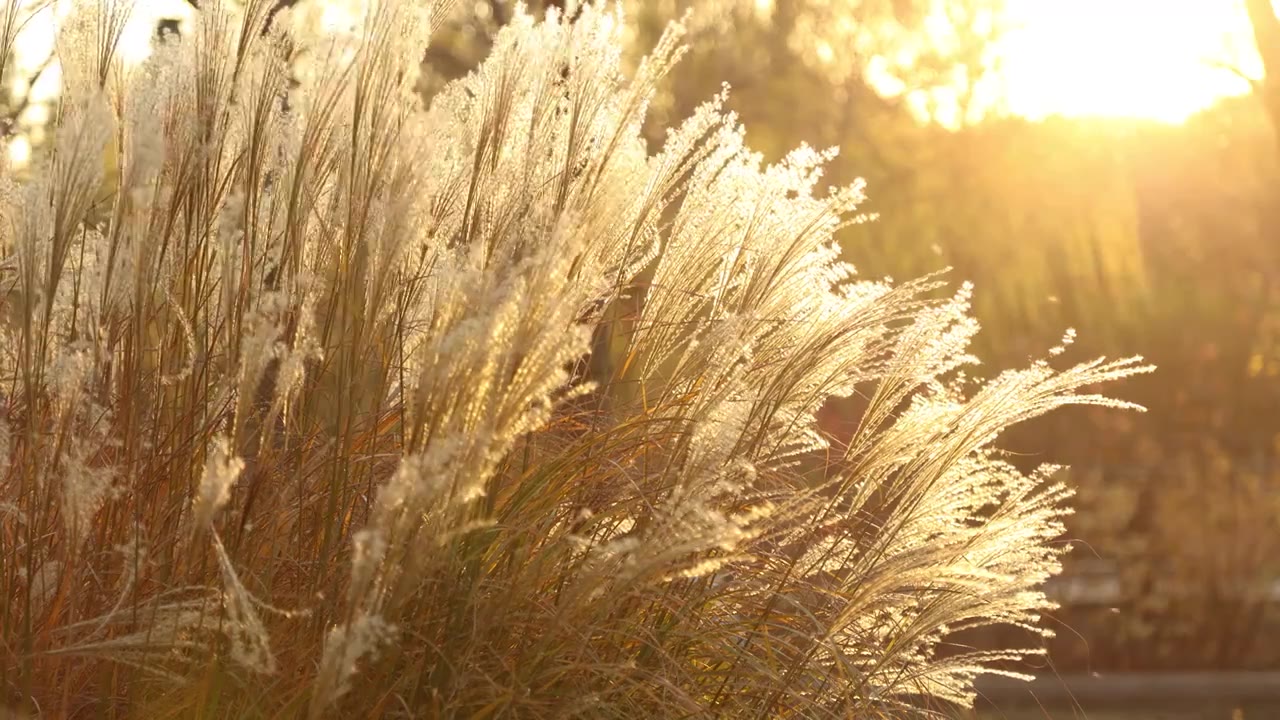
[[1245, 0, 1280, 82], [1204, 57, 1263, 94]]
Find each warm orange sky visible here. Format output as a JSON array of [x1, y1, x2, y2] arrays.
[[995, 0, 1264, 122]]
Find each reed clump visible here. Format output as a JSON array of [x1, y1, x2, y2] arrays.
[[0, 1, 1150, 717]]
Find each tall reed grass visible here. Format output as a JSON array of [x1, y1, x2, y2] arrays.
[[0, 1, 1150, 716]]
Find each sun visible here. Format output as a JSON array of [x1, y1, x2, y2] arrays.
[[996, 0, 1264, 123]]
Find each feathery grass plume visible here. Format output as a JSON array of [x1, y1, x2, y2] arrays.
[[0, 0, 1151, 717]]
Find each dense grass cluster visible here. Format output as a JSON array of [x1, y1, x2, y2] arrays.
[[0, 1, 1150, 717]]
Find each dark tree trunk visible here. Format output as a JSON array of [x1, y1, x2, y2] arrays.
[[1246, 0, 1280, 149]]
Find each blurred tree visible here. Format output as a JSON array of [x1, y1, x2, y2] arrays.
[[628, 0, 1008, 157], [1246, 0, 1280, 145], [1230, 0, 1280, 433]]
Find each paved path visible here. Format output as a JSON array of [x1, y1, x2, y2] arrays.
[[971, 672, 1280, 719]]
